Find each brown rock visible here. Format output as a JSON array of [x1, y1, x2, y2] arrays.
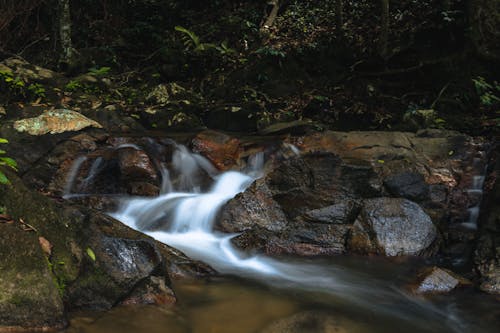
[[118, 147, 157, 182], [191, 130, 241, 170]]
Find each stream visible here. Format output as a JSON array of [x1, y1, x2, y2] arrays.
[[64, 141, 499, 333]]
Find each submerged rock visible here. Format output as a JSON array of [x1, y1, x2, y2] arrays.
[[14, 109, 102, 135], [411, 267, 470, 294], [261, 311, 353, 333], [349, 198, 437, 256]]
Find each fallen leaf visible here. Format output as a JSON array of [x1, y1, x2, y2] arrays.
[[86, 247, 96, 261], [39, 236, 52, 256]]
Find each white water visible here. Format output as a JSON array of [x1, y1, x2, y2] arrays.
[[61, 141, 470, 332], [462, 158, 487, 230], [105, 144, 468, 332]]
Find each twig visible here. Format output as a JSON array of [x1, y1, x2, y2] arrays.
[[430, 81, 450, 109], [19, 218, 38, 232]]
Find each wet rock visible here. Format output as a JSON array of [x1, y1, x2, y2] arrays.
[[220, 180, 288, 233], [120, 276, 176, 306], [474, 150, 500, 295], [267, 153, 379, 219], [118, 147, 157, 182], [0, 171, 180, 316], [384, 172, 429, 201], [261, 311, 350, 333], [127, 182, 160, 196], [303, 201, 359, 224], [412, 267, 470, 294], [14, 109, 102, 135], [0, 223, 66, 331], [191, 130, 241, 170], [349, 198, 437, 256], [68, 236, 165, 309]]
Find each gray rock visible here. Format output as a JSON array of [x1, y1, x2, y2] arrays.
[[413, 267, 470, 294], [303, 201, 359, 224], [384, 172, 429, 201], [349, 198, 437, 256]]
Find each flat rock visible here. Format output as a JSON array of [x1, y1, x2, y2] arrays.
[[14, 109, 102, 135], [412, 267, 470, 294]]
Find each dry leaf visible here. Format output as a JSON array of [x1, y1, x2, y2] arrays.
[[39, 236, 52, 256]]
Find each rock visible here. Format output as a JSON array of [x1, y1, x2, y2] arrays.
[[0, 57, 60, 84], [146, 83, 187, 105], [120, 276, 176, 306], [412, 267, 470, 294], [384, 172, 429, 201], [0, 223, 66, 331], [220, 180, 288, 233], [303, 201, 359, 224], [474, 149, 500, 295], [0, 171, 180, 316], [258, 120, 318, 135], [14, 109, 102, 135], [261, 311, 351, 333], [118, 147, 157, 182], [191, 130, 241, 170], [349, 198, 437, 256]]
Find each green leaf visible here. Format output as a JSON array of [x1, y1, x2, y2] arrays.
[[0, 171, 9, 184], [0, 157, 17, 170], [377, 159, 385, 164], [86, 248, 96, 261], [0, 138, 8, 144]]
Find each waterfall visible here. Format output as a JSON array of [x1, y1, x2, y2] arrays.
[[462, 157, 487, 230], [63, 140, 467, 332], [107, 144, 465, 333]]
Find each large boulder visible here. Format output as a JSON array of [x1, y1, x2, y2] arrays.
[[221, 130, 489, 260], [348, 198, 438, 256], [0, 223, 66, 331], [0, 171, 210, 329]]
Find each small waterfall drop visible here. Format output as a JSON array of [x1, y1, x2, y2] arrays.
[[108, 144, 466, 333], [63, 156, 87, 198], [462, 157, 487, 230]]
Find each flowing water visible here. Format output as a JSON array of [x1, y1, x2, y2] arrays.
[[65, 142, 499, 333]]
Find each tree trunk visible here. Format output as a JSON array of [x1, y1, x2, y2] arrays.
[[58, 0, 73, 66], [261, 0, 280, 30], [379, 0, 390, 60], [335, 0, 343, 40]]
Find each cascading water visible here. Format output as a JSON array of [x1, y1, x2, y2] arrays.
[[462, 156, 487, 230], [104, 143, 467, 333], [61, 139, 475, 332]]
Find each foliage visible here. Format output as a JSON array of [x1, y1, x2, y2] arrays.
[[0, 69, 46, 101], [0, 138, 18, 185], [175, 26, 216, 53], [88, 66, 111, 76], [472, 76, 500, 107]]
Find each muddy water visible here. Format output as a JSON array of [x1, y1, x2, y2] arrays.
[[64, 257, 500, 333]]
